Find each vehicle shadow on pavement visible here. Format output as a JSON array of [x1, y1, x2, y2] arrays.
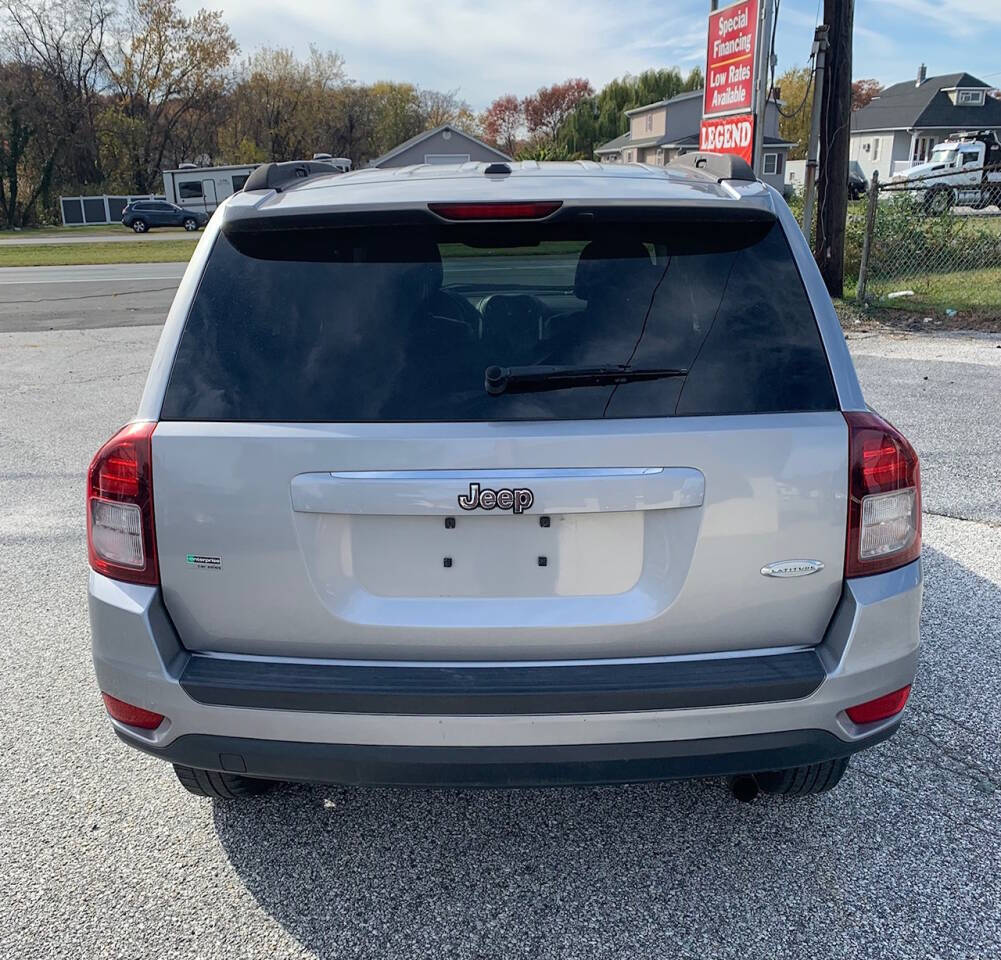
[[210, 545, 1000, 959]]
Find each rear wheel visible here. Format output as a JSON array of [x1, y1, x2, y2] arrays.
[[183, 217, 198, 231], [131, 218, 148, 233], [173, 763, 276, 799], [923, 188, 954, 215], [754, 756, 850, 797]]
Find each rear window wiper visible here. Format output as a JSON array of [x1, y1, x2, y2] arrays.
[[484, 364, 689, 396]]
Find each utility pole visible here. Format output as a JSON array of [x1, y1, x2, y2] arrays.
[[801, 25, 829, 238], [752, 0, 775, 175], [814, 0, 854, 297]]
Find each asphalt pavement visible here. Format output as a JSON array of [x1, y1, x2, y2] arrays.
[[0, 263, 184, 332], [1, 301, 999, 958]]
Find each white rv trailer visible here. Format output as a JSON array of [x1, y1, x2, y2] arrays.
[[163, 158, 351, 213], [162, 164, 260, 214]]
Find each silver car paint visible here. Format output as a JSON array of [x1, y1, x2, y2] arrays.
[[151, 412, 849, 660], [95, 162, 920, 759], [89, 558, 921, 749]]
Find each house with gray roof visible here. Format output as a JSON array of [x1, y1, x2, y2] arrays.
[[368, 124, 511, 168], [850, 65, 1001, 182], [594, 89, 793, 193]]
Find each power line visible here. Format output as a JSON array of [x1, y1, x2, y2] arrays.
[[769, 0, 817, 121]]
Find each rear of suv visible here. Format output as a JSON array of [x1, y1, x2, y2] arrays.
[[88, 156, 922, 802]]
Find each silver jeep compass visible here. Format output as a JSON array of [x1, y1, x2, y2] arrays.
[[87, 156, 922, 802]]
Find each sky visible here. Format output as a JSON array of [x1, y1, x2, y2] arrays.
[[183, 0, 1001, 110]]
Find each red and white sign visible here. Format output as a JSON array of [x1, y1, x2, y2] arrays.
[[703, 0, 758, 119], [699, 113, 755, 167]]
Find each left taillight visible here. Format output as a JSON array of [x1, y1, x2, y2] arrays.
[[87, 421, 159, 586]]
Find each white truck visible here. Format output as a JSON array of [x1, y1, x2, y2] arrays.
[[892, 130, 1001, 213]]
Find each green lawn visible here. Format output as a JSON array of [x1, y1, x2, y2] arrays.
[[0, 238, 198, 267], [852, 266, 1001, 317], [0, 224, 191, 237]]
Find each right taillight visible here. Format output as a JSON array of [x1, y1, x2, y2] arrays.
[[844, 411, 921, 578], [87, 421, 159, 585]]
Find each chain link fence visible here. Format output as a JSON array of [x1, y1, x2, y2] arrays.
[[856, 165, 1001, 317]]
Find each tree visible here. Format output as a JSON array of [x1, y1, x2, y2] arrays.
[[523, 78, 593, 140], [481, 94, 522, 155], [1, 0, 112, 194], [451, 103, 482, 139], [324, 82, 378, 167], [851, 78, 881, 111], [0, 63, 58, 226], [555, 67, 703, 158], [367, 81, 424, 157], [223, 46, 345, 163], [417, 87, 473, 130], [515, 138, 578, 161], [775, 66, 812, 160], [102, 0, 237, 192]]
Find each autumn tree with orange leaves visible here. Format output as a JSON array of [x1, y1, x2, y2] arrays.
[[522, 78, 594, 140]]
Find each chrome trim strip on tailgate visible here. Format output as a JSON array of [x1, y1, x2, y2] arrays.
[[291, 466, 705, 516]]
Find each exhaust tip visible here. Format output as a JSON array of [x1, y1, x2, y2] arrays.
[[727, 774, 760, 803]]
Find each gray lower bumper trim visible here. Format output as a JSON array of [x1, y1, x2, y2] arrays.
[[121, 723, 897, 788], [178, 649, 826, 715]]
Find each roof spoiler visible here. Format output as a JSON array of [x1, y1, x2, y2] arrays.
[[668, 151, 756, 183], [243, 160, 339, 193]]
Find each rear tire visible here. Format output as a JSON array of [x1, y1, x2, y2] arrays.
[[173, 763, 276, 799], [923, 188, 954, 215], [754, 756, 850, 797], [132, 219, 148, 233], [183, 217, 198, 231]]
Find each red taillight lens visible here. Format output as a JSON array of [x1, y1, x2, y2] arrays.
[[845, 685, 911, 725], [844, 411, 921, 578], [102, 693, 165, 730], [87, 421, 159, 585], [428, 201, 563, 220]]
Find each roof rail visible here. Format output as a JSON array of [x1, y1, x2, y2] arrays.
[[668, 151, 756, 182], [243, 160, 339, 193]]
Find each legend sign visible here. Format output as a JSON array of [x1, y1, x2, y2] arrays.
[[699, 113, 755, 166], [703, 0, 759, 119]]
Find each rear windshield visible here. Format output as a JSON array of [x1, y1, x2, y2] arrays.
[[160, 218, 837, 422]]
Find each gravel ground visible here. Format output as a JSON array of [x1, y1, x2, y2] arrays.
[[2, 326, 999, 959]]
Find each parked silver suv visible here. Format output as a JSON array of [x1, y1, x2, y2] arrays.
[[88, 157, 922, 802]]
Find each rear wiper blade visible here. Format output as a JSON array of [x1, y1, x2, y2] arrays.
[[484, 364, 688, 396]]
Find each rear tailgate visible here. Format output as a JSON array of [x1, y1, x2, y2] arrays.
[[151, 203, 847, 661], [153, 414, 846, 660]]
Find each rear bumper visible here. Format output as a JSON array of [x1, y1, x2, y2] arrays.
[[89, 559, 921, 786], [121, 725, 898, 788]]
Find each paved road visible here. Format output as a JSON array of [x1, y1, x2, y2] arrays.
[[1, 322, 999, 959], [0, 230, 196, 246], [0, 263, 184, 332]]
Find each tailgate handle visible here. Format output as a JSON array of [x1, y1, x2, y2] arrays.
[[291, 467, 704, 516]]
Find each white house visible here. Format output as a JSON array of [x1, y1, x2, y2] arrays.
[[850, 66, 1001, 182]]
